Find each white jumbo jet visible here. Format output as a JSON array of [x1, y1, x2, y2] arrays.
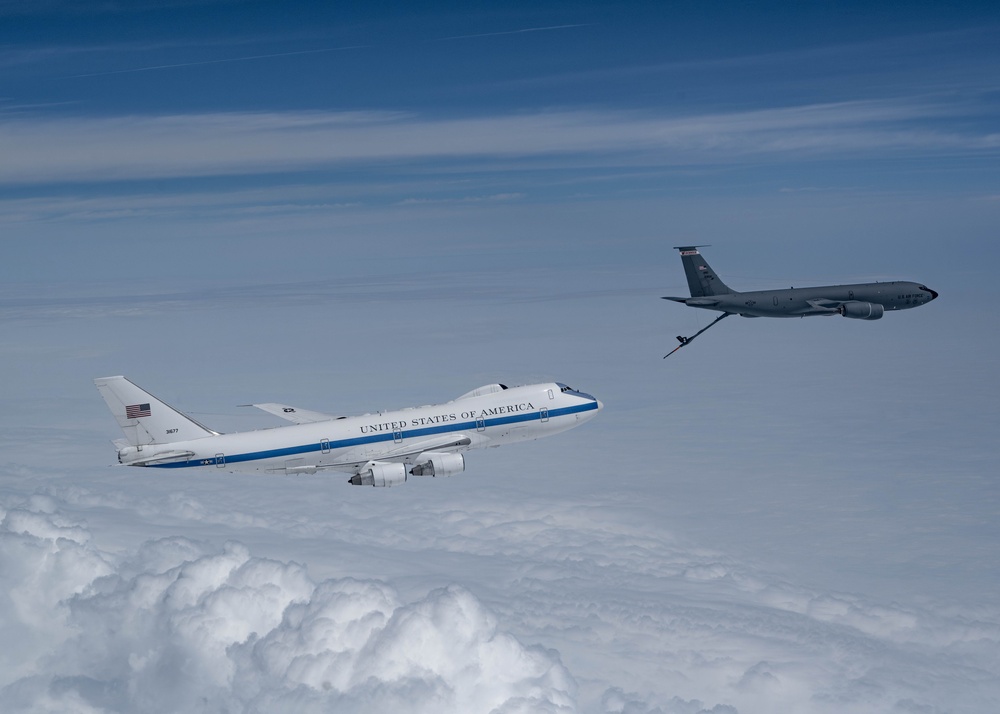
[[95, 376, 602, 487]]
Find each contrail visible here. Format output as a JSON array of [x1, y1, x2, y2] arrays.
[[69, 45, 369, 78]]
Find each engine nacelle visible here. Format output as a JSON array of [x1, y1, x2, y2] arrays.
[[409, 452, 465, 478], [839, 301, 884, 320], [349, 461, 407, 487]]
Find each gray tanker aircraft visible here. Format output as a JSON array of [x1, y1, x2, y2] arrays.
[[663, 246, 938, 357], [95, 376, 601, 486]]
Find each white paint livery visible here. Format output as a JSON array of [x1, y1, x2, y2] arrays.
[[95, 376, 602, 486]]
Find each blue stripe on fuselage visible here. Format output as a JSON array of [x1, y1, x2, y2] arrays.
[[149, 400, 599, 469]]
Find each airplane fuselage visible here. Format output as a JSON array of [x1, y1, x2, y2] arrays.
[[684, 281, 938, 318], [114, 382, 601, 475]]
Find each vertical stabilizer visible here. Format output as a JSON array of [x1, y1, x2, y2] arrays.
[[94, 376, 218, 446], [674, 246, 733, 297]]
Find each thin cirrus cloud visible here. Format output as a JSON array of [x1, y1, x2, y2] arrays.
[[431, 23, 594, 42], [60, 24, 590, 79], [66, 44, 370, 78], [502, 25, 1000, 91], [1, 100, 990, 185]]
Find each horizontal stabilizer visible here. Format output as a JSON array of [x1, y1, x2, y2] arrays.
[[130, 450, 196, 466], [662, 296, 721, 306]]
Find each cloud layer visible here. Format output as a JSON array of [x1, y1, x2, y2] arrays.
[[2, 478, 998, 714]]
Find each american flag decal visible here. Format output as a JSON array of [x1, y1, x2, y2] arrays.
[[126, 403, 151, 419]]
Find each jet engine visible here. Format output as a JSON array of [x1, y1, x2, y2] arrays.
[[838, 301, 884, 320], [349, 461, 407, 487], [409, 452, 465, 478]]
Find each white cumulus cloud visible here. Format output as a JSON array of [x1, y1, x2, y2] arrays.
[[0, 500, 575, 713]]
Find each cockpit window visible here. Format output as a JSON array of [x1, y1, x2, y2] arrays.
[[555, 382, 597, 402]]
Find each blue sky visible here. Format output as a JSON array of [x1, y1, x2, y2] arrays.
[[2, 2, 1000, 713], [2, 1, 999, 285]]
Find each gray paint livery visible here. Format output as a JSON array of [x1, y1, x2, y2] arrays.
[[661, 246, 938, 356], [664, 246, 938, 319]]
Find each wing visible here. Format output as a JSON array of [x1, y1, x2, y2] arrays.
[[250, 403, 340, 424], [337, 434, 474, 467], [805, 298, 843, 315], [266, 433, 474, 475], [454, 383, 508, 400], [385, 434, 473, 458]]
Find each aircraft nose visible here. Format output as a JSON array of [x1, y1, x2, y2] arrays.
[[920, 285, 939, 301], [579, 398, 602, 423]]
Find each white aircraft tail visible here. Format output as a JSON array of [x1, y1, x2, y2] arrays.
[[94, 376, 218, 446]]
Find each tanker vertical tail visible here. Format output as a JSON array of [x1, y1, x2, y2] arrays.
[[674, 246, 733, 297]]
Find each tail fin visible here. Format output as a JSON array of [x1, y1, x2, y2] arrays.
[[94, 376, 218, 446], [674, 246, 733, 297]]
